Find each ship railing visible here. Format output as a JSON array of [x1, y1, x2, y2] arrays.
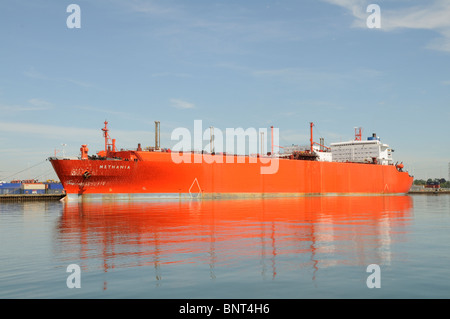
[[48, 156, 80, 160]]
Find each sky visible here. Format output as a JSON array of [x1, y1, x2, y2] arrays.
[[0, 0, 449, 181]]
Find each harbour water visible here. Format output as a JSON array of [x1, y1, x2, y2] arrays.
[[0, 195, 449, 299]]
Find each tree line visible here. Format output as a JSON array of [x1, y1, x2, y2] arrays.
[[414, 178, 450, 188]]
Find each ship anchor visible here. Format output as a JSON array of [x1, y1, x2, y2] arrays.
[[83, 170, 92, 180]]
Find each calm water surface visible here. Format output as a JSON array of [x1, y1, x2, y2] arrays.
[[0, 195, 449, 299]]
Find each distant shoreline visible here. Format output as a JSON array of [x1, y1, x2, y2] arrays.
[[408, 190, 450, 195]]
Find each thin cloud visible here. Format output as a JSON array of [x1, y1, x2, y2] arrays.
[[72, 105, 157, 126], [251, 66, 382, 85], [0, 121, 99, 140], [323, 0, 450, 52], [0, 100, 52, 112], [28, 98, 52, 108], [170, 98, 195, 109], [151, 72, 193, 78], [0, 121, 157, 149], [0, 105, 49, 112], [24, 67, 95, 88], [23, 67, 48, 80], [75, 105, 137, 118], [119, 0, 309, 49], [381, 2, 450, 31], [126, 0, 179, 16], [322, 0, 368, 21]]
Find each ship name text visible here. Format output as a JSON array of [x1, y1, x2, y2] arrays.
[[99, 165, 131, 170]]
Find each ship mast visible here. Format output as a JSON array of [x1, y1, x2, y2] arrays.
[[309, 122, 331, 152], [101, 121, 116, 154], [354, 127, 362, 141], [271, 126, 274, 155]]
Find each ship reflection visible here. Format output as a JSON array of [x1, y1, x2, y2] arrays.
[[55, 196, 412, 284]]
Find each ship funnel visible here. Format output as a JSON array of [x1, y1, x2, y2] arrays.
[[80, 144, 89, 160], [210, 126, 215, 154], [155, 121, 160, 150]]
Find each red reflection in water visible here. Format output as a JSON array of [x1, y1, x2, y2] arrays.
[[56, 196, 412, 280]]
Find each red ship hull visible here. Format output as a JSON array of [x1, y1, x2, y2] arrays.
[[50, 151, 413, 199]]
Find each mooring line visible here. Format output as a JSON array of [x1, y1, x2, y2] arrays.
[[3, 160, 48, 181]]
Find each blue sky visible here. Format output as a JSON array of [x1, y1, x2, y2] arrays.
[[0, 0, 449, 181]]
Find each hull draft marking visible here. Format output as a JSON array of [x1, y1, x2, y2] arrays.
[[189, 178, 202, 198]]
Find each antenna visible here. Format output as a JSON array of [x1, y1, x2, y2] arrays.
[[354, 127, 362, 141], [271, 126, 274, 155], [61, 143, 67, 158], [101, 121, 116, 154]]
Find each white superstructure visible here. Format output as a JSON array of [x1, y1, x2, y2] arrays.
[[330, 133, 393, 165], [280, 126, 394, 166]]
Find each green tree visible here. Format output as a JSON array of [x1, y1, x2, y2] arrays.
[[413, 179, 426, 185]]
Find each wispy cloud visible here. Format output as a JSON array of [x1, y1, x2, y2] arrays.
[[125, 0, 179, 16], [381, 1, 450, 31], [151, 72, 193, 78], [1, 105, 47, 112], [170, 98, 195, 109], [0, 98, 53, 112], [322, 0, 368, 22], [24, 67, 95, 88], [28, 98, 52, 108], [252, 66, 382, 87], [72, 105, 156, 126], [0, 121, 98, 140], [23, 67, 48, 80], [252, 67, 346, 83], [217, 61, 382, 80], [75, 105, 136, 118], [0, 121, 156, 149], [118, 0, 308, 51], [323, 0, 450, 52]]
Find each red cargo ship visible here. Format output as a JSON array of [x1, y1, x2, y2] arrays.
[[49, 121, 413, 200]]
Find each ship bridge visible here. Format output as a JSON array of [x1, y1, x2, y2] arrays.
[[330, 133, 393, 165]]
